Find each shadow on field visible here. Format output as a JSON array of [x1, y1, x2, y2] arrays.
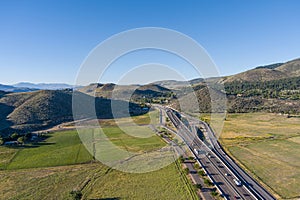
[[5, 135, 55, 149], [6, 142, 56, 149]]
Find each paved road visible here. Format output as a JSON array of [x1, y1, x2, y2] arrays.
[[165, 108, 259, 200], [165, 107, 276, 200], [200, 121, 276, 200]]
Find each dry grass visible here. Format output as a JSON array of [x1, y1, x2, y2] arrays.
[[0, 163, 100, 200], [219, 112, 300, 199]]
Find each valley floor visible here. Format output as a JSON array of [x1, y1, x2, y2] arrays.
[[219, 113, 300, 199], [0, 111, 198, 200]]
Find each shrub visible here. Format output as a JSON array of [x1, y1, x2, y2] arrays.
[[69, 190, 82, 200], [211, 190, 219, 196], [204, 178, 214, 186], [198, 170, 205, 176], [179, 155, 185, 163], [184, 168, 189, 175], [194, 184, 202, 189], [194, 163, 200, 169]]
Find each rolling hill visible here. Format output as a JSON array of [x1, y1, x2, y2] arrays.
[[0, 58, 299, 136], [221, 58, 300, 83], [0, 89, 147, 135], [163, 58, 300, 114], [78, 83, 173, 102]]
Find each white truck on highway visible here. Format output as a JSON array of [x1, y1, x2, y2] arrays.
[[194, 148, 199, 155], [233, 178, 242, 186]]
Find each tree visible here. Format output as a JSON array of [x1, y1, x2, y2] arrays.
[[184, 168, 189, 175], [211, 190, 219, 196], [198, 170, 206, 177], [17, 136, 25, 145], [204, 178, 214, 186], [11, 133, 19, 140], [194, 163, 200, 170], [179, 155, 185, 163], [194, 184, 202, 189]]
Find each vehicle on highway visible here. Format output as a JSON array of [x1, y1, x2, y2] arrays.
[[206, 153, 212, 158], [194, 148, 199, 155], [234, 178, 242, 186]]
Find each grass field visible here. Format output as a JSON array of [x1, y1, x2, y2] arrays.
[[5, 130, 93, 170], [0, 110, 198, 199], [0, 161, 197, 200], [219, 113, 300, 199], [83, 160, 197, 200], [0, 163, 100, 200]]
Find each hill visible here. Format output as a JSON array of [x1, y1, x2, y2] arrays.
[[0, 90, 146, 135], [153, 78, 204, 90], [1, 58, 300, 136], [276, 58, 300, 77], [79, 83, 174, 103], [167, 57, 300, 114], [221, 58, 300, 83]]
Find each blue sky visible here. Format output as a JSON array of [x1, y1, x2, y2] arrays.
[[0, 0, 300, 85]]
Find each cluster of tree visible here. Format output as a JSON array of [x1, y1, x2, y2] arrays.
[[224, 76, 300, 99], [0, 132, 32, 145], [132, 91, 176, 105]]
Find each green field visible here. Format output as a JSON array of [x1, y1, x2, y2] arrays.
[[220, 113, 300, 199], [4, 130, 93, 170], [103, 126, 165, 152], [0, 110, 198, 200]]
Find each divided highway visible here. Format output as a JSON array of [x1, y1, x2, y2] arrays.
[[162, 107, 275, 200]]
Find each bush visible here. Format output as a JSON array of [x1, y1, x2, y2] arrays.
[[179, 155, 185, 163], [69, 190, 82, 200], [188, 156, 194, 160], [211, 190, 219, 196], [198, 170, 205, 177], [194, 184, 202, 189], [17, 136, 25, 145], [11, 133, 19, 140], [194, 163, 200, 169], [184, 168, 189, 175], [204, 178, 214, 186]]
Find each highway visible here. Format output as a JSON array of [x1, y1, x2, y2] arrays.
[[199, 120, 276, 200], [161, 107, 276, 200]]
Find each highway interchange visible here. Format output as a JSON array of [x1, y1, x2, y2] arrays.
[[156, 105, 275, 200]]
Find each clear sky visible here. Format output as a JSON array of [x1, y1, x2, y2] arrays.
[[0, 0, 300, 85]]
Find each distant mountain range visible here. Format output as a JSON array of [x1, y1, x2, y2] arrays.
[[0, 82, 75, 93], [0, 84, 37, 93], [0, 58, 299, 135], [13, 82, 75, 90]]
